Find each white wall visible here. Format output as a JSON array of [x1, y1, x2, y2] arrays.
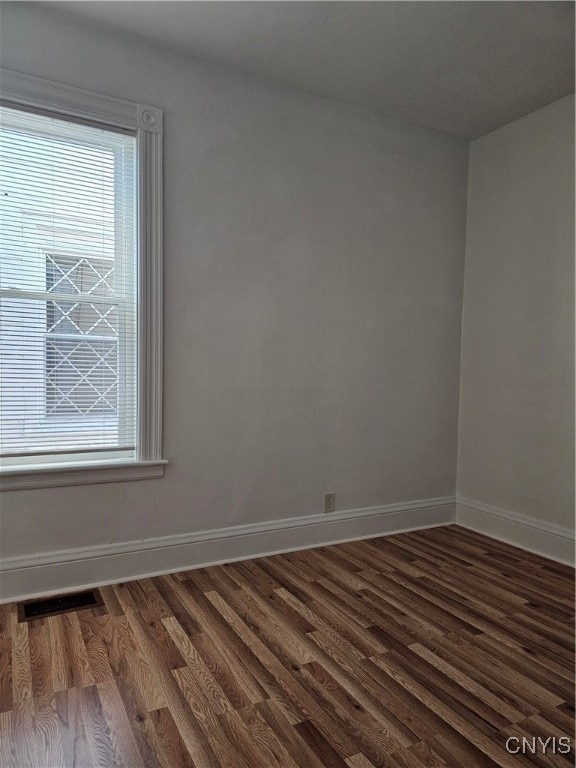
[[0, 4, 468, 593], [457, 95, 575, 561]]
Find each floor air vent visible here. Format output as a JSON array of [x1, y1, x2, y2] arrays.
[[17, 589, 104, 622]]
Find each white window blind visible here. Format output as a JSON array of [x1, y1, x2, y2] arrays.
[[0, 105, 137, 462]]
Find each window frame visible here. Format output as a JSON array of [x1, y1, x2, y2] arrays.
[[0, 69, 167, 489]]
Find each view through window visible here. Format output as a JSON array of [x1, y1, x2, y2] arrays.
[[0, 106, 137, 461]]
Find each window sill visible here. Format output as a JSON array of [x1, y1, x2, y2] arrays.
[[0, 459, 168, 491]]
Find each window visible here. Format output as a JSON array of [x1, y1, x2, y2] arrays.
[[0, 70, 165, 489]]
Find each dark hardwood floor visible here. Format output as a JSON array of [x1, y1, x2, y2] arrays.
[[0, 524, 574, 767]]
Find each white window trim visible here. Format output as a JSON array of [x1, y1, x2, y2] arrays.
[[0, 69, 167, 490]]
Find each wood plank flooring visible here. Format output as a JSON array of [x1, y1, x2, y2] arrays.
[[0, 524, 574, 767]]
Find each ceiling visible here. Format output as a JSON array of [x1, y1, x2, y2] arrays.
[[49, 1, 574, 139]]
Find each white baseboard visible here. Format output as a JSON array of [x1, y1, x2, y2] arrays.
[[0, 497, 455, 603], [456, 497, 575, 566]]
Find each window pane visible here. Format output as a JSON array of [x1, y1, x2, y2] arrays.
[[0, 106, 137, 457], [46, 254, 115, 297], [46, 337, 118, 416]]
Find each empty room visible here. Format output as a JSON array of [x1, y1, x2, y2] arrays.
[[0, 1, 574, 766]]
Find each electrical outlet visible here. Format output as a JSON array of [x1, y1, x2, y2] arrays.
[[324, 492, 336, 514]]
